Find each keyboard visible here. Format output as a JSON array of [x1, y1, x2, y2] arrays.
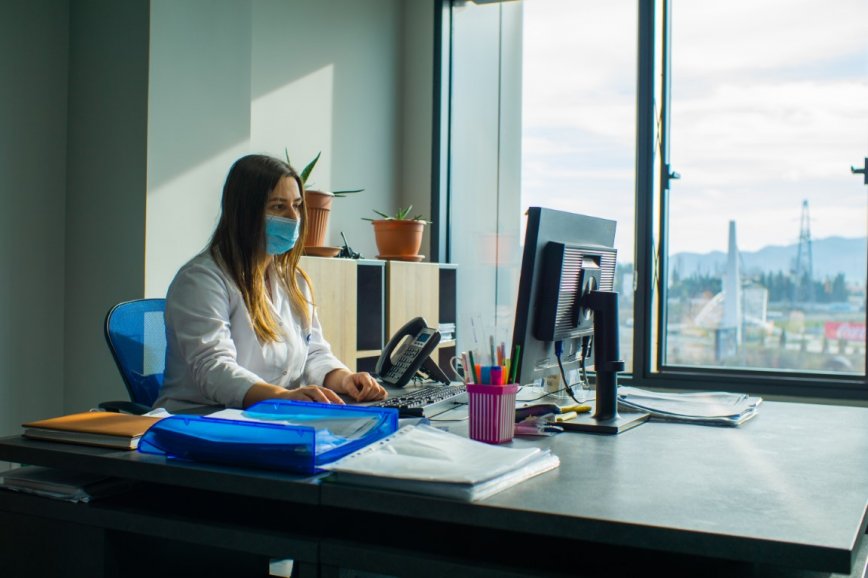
[[371, 384, 467, 417]]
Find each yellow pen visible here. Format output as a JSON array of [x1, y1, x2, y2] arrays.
[[560, 404, 591, 414], [554, 411, 578, 423]]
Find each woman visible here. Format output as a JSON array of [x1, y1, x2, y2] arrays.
[[154, 154, 387, 411]]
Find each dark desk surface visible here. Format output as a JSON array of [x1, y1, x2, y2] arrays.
[[321, 400, 868, 574], [2, 400, 866, 575], [0, 434, 322, 504]]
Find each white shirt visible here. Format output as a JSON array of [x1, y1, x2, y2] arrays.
[[155, 251, 348, 411]]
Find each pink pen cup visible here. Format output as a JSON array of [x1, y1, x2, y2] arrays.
[[467, 383, 519, 444]]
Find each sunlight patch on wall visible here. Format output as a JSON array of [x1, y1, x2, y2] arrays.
[[251, 64, 335, 189]]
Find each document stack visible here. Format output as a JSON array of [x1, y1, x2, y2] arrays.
[[0, 466, 133, 503], [22, 411, 164, 450], [439, 322, 456, 341], [617, 386, 762, 426], [322, 424, 559, 501]]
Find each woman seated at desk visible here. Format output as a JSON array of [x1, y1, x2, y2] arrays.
[[154, 154, 387, 412]]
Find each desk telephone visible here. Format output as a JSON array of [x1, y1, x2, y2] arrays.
[[375, 317, 451, 387]]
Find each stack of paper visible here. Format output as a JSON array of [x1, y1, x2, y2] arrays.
[[322, 424, 559, 501], [617, 386, 762, 426], [0, 466, 134, 503]]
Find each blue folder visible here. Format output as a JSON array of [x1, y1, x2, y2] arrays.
[[137, 400, 398, 473]]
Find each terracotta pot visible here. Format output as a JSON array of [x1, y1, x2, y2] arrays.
[[304, 190, 334, 247], [371, 219, 425, 257]]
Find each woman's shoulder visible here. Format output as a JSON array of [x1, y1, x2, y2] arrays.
[[168, 251, 230, 294]]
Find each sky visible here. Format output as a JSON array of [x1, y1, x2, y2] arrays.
[[520, 0, 868, 264]]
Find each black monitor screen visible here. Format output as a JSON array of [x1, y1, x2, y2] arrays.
[[511, 207, 617, 390]]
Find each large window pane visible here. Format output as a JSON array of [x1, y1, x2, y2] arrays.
[[449, 0, 637, 384], [665, 0, 868, 375], [521, 0, 637, 371]]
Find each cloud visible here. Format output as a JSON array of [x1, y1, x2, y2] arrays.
[[520, 0, 868, 258]]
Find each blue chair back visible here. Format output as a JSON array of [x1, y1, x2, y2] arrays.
[[104, 299, 167, 408]]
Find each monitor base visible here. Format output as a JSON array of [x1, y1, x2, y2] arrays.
[[558, 410, 649, 435]]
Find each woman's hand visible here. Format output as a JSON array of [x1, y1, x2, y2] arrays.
[[280, 385, 346, 404], [326, 370, 388, 402], [243, 382, 344, 408]]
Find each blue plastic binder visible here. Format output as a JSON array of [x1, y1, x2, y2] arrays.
[[137, 400, 398, 473]]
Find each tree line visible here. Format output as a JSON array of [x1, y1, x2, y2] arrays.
[[666, 268, 849, 303]]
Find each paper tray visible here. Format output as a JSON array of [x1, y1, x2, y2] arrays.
[[137, 400, 398, 473]]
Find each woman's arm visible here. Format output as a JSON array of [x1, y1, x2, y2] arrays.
[[167, 260, 271, 408]]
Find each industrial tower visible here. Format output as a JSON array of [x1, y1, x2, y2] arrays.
[[792, 199, 814, 303]]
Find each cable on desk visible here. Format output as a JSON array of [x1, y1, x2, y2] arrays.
[[517, 383, 596, 404], [555, 340, 584, 405]]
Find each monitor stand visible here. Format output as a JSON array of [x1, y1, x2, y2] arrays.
[[560, 290, 648, 435]]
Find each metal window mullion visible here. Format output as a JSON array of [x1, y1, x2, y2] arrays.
[[431, 0, 452, 263], [633, 0, 658, 383]]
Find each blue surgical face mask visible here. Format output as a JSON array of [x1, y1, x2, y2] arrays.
[[265, 215, 300, 255]]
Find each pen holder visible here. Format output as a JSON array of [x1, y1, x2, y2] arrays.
[[467, 383, 519, 444]]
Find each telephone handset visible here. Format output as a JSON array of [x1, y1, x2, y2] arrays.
[[375, 317, 451, 387]]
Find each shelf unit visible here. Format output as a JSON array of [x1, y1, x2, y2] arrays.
[[300, 257, 457, 375], [385, 261, 458, 376], [301, 257, 385, 372]]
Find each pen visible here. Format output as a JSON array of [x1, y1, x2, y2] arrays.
[[489, 335, 496, 366], [490, 365, 502, 386], [468, 350, 478, 384], [560, 404, 591, 414], [480, 366, 491, 385], [554, 411, 578, 423], [509, 344, 521, 384]]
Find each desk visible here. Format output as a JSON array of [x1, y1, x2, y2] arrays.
[[1, 400, 866, 577]]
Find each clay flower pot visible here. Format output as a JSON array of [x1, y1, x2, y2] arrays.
[[304, 190, 334, 248], [371, 219, 425, 258]]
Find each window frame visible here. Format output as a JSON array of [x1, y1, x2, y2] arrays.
[[437, 0, 868, 401]]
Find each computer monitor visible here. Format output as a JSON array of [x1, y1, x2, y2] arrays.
[[511, 207, 647, 434]]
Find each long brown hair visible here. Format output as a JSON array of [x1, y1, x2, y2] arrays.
[[209, 154, 313, 342]]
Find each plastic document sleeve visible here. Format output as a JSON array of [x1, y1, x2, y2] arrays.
[[137, 400, 398, 474]]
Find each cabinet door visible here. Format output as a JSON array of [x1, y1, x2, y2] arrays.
[[387, 262, 440, 336], [300, 257, 357, 369]]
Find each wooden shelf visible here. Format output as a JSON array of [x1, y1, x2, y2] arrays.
[[300, 257, 456, 372], [355, 350, 382, 359]]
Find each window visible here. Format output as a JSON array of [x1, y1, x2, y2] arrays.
[[441, 0, 867, 398], [662, 0, 867, 382]]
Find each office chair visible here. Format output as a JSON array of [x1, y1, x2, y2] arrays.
[[100, 298, 167, 414]]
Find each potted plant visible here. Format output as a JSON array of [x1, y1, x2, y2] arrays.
[[286, 150, 363, 251], [363, 206, 431, 261]]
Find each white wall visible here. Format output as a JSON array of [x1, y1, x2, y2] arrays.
[[0, 0, 433, 424], [64, 0, 151, 412], [145, 0, 253, 297], [251, 0, 404, 260], [401, 0, 435, 259], [0, 0, 69, 436], [147, 0, 433, 295]]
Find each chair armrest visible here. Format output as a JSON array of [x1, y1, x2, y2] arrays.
[[98, 400, 152, 415]]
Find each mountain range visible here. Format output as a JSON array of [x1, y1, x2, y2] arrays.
[[669, 236, 866, 284]]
